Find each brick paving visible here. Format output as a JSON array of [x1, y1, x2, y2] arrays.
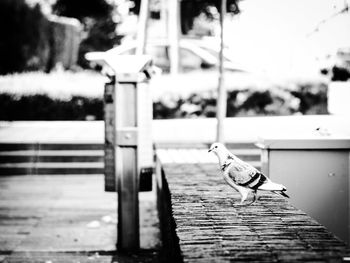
[[159, 163, 350, 262]]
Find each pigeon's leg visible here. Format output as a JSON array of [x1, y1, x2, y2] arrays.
[[239, 188, 249, 205], [247, 190, 258, 205]]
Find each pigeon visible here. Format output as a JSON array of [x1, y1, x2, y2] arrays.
[[208, 142, 289, 205]]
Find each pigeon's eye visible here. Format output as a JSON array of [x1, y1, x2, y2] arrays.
[[215, 146, 218, 148]]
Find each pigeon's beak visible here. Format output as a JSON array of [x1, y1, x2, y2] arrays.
[[208, 148, 212, 153]]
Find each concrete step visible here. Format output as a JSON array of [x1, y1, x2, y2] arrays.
[[0, 143, 261, 175], [0, 162, 104, 175], [0, 143, 104, 151], [0, 150, 104, 163], [0, 143, 105, 175], [0, 150, 105, 156]]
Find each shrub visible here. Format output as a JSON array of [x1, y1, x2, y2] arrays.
[[0, 72, 328, 120], [290, 82, 328, 115], [0, 94, 103, 121], [152, 84, 328, 119]]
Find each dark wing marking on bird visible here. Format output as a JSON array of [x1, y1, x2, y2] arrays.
[[240, 172, 266, 188], [227, 164, 268, 190], [246, 172, 267, 190]]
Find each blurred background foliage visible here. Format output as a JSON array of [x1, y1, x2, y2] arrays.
[[129, 0, 239, 34], [180, 0, 240, 34], [0, 94, 103, 120], [0, 0, 346, 120], [0, 0, 240, 74], [52, 0, 121, 68], [0, 81, 327, 120], [152, 82, 328, 119], [0, 0, 120, 73], [0, 0, 51, 74]]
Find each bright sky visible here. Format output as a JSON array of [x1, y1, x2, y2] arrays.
[[225, 0, 350, 79]]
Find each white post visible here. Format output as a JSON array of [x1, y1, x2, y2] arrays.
[[216, 0, 227, 143], [168, 0, 180, 75], [136, 0, 149, 55]]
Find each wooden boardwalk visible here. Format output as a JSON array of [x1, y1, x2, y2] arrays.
[[0, 175, 160, 262], [157, 159, 350, 262]]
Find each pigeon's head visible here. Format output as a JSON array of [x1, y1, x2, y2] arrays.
[[208, 142, 226, 154]]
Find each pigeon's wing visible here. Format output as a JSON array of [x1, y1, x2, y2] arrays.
[[227, 161, 268, 190]]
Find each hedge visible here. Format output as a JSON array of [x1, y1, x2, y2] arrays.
[[153, 83, 328, 119], [0, 80, 328, 120], [0, 94, 102, 121]]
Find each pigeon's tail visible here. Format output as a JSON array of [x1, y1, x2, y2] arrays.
[[259, 182, 290, 198], [258, 181, 285, 192], [277, 189, 290, 198]]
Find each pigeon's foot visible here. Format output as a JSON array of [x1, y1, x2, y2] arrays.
[[244, 199, 257, 206], [250, 191, 259, 204], [235, 192, 258, 206]]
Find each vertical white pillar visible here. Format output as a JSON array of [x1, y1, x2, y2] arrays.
[[168, 0, 180, 75], [136, 0, 150, 55], [216, 0, 227, 143]]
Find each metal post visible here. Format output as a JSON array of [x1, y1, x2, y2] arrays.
[[116, 82, 140, 250], [85, 54, 153, 251], [104, 76, 117, 191], [216, 0, 227, 143]]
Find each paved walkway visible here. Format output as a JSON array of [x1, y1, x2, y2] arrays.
[[0, 175, 160, 262]]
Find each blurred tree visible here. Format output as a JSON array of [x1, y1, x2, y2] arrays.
[[0, 0, 50, 75], [53, 0, 120, 68], [180, 0, 240, 34], [331, 66, 350, 81], [53, 0, 113, 21], [129, 0, 240, 34]]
